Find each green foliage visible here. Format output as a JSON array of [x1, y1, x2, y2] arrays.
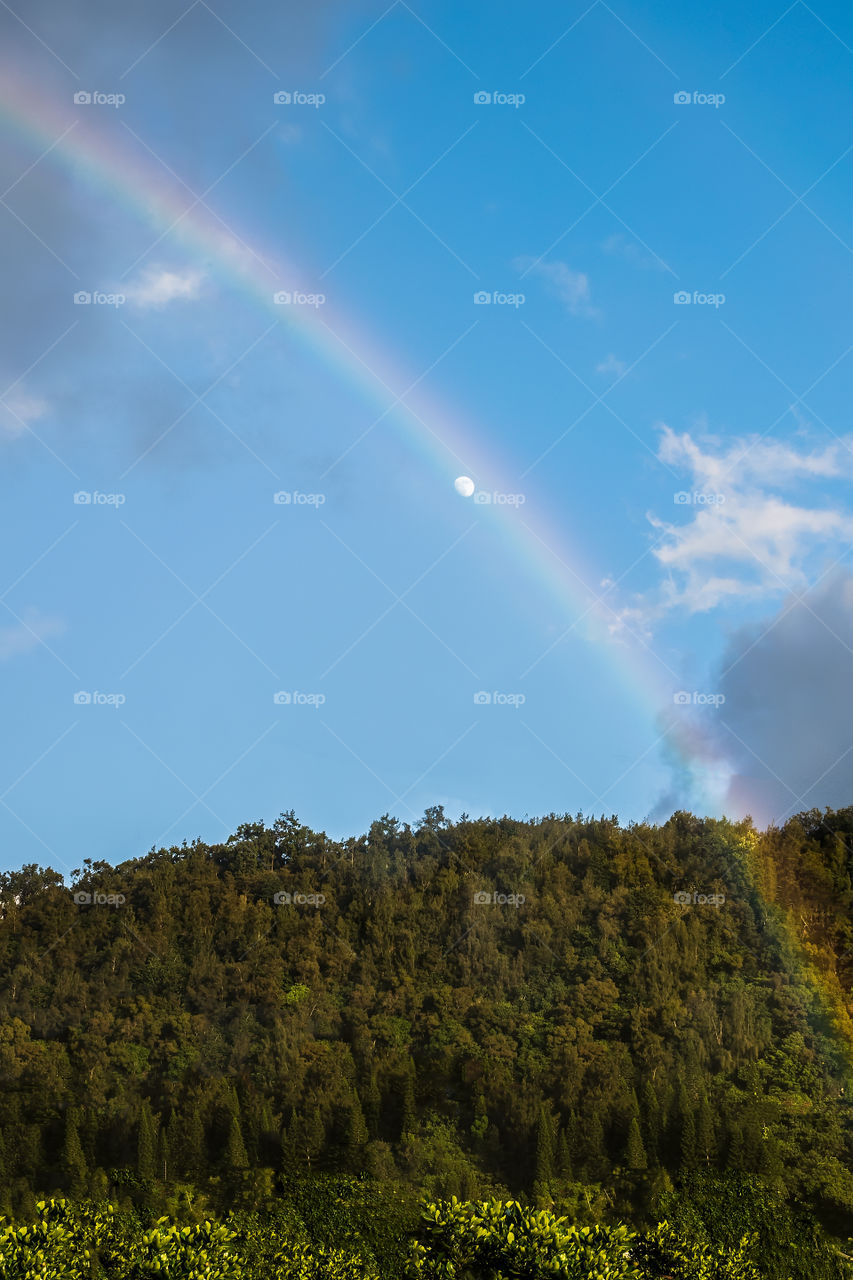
[[408, 1197, 641, 1280], [2, 806, 853, 1267], [632, 1220, 759, 1280]]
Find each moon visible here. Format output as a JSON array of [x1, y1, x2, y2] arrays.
[[454, 476, 475, 498]]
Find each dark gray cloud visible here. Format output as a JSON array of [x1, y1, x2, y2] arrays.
[[718, 570, 853, 827]]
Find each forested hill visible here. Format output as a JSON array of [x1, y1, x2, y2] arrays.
[[3, 806, 853, 1234]]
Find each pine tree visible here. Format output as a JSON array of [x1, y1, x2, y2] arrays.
[[400, 1068, 416, 1138], [642, 1079, 661, 1166], [679, 1087, 696, 1171], [696, 1094, 715, 1165], [157, 1121, 170, 1183], [137, 1099, 157, 1181], [257, 1099, 277, 1166], [344, 1094, 368, 1171], [185, 1101, 206, 1180], [533, 1106, 556, 1205], [363, 1074, 381, 1141], [281, 1110, 299, 1179], [62, 1109, 87, 1196], [303, 1110, 325, 1171], [583, 1109, 608, 1181], [225, 1112, 249, 1170], [556, 1126, 573, 1179], [626, 1116, 648, 1170], [470, 1090, 488, 1144]]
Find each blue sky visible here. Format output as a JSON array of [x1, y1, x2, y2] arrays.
[[2, 0, 853, 872]]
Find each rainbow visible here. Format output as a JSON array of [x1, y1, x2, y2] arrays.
[[0, 68, 731, 817], [12, 74, 853, 1089]]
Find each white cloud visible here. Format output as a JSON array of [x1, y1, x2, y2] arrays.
[[0, 390, 49, 439], [627, 426, 853, 617], [658, 424, 850, 487], [128, 267, 205, 308], [596, 353, 627, 377], [0, 610, 64, 661], [601, 232, 668, 271], [514, 256, 597, 316]]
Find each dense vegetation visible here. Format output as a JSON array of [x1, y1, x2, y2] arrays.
[[3, 805, 853, 1273], [0, 1190, 822, 1279]]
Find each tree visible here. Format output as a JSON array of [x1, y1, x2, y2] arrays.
[[137, 1099, 158, 1182], [626, 1117, 648, 1171], [696, 1094, 715, 1166], [224, 1113, 248, 1170], [678, 1087, 696, 1172], [62, 1109, 87, 1196], [157, 1120, 170, 1183], [534, 1106, 556, 1205], [344, 1095, 368, 1171]]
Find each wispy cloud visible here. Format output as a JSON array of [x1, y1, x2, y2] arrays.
[[0, 609, 65, 660], [601, 232, 667, 271], [596, 353, 627, 377], [623, 426, 853, 618], [127, 267, 206, 309], [0, 391, 49, 439], [514, 256, 597, 316]]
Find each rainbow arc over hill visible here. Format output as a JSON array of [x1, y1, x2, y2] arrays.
[[0, 70, 732, 815]]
